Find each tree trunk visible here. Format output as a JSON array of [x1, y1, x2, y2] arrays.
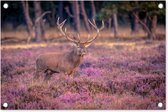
[[134, 14, 155, 40], [41, 18, 45, 41], [108, 18, 112, 30], [21, 1, 33, 42], [113, 13, 118, 38], [149, 15, 157, 39], [80, 1, 90, 32], [34, 1, 44, 42], [71, 1, 80, 32], [130, 11, 139, 33], [48, 1, 56, 27], [91, 0, 96, 19]]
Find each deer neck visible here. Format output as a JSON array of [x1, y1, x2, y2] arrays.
[[68, 49, 83, 67]]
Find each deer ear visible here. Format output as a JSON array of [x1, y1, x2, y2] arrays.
[[84, 43, 92, 48]]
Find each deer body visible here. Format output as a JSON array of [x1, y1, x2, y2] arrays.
[[36, 47, 84, 77], [35, 18, 104, 80]]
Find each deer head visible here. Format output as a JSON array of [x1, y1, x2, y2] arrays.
[[57, 17, 104, 57]]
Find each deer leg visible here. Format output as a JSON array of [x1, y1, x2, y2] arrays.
[[68, 67, 80, 77], [34, 70, 41, 79], [68, 70, 75, 78], [44, 69, 54, 80], [50, 69, 60, 73], [44, 69, 59, 80]]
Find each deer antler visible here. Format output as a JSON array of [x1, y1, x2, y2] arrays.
[[57, 17, 79, 43], [82, 19, 104, 44], [57, 18, 104, 45]]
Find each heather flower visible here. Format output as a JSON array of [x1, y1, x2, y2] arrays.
[[81, 67, 103, 77], [1, 40, 165, 109]]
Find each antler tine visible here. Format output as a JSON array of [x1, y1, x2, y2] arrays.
[[92, 19, 97, 27], [57, 17, 79, 43], [87, 34, 90, 40], [86, 34, 91, 43], [57, 17, 66, 28], [82, 19, 104, 44], [56, 17, 61, 26], [77, 33, 80, 42]]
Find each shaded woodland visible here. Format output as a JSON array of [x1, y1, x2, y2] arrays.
[[1, 1, 165, 43]]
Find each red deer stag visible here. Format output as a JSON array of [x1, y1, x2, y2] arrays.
[[35, 18, 104, 80]]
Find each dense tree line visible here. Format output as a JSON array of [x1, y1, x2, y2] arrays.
[[1, 1, 165, 42]]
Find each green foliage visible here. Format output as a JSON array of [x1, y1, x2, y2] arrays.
[[119, 1, 138, 12], [41, 1, 57, 11], [98, 1, 165, 20], [98, 2, 118, 20], [138, 1, 165, 17]]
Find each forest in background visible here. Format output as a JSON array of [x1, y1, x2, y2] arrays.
[[1, 1, 166, 43]]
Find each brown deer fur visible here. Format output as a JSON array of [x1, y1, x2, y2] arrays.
[[35, 45, 85, 79]]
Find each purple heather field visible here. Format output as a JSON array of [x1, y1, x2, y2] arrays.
[[1, 40, 165, 109]]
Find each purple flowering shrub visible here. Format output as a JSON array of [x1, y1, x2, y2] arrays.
[[1, 40, 165, 109], [80, 67, 103, 77]]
